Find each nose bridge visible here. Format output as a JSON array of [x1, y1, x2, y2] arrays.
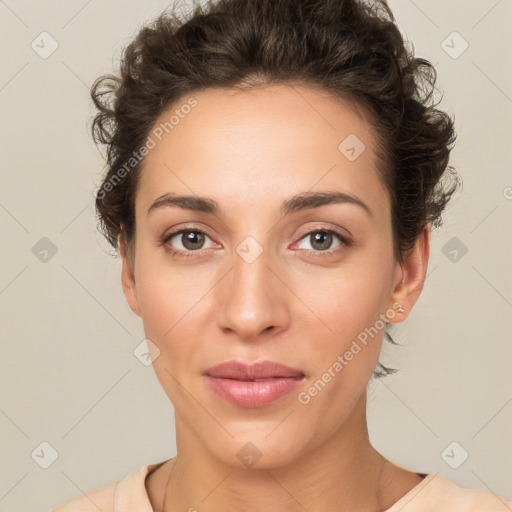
[[216, 239, 288, 339]]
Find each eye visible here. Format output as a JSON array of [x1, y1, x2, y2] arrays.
[[161, 228, 216, 257], [160, 226, 351, 258], [294, 228, 351, 255]]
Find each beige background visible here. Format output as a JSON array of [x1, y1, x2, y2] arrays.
[[0, 0, 511, 510]]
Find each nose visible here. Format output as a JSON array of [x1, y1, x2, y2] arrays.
[[215, 247, 290, 342]]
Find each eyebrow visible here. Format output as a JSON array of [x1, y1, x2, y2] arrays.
[[147, 190, 373, 219]]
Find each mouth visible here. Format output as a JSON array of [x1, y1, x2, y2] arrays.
[[204, 360, 305, 408]]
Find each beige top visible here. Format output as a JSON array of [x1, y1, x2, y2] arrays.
[[53, 460, 512, 511]]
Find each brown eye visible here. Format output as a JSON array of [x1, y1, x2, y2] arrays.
[[162, 228, 215, 256], [178, 230, 206, 250]]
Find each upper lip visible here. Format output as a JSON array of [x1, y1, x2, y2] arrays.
[[204, 360, 305, 380]]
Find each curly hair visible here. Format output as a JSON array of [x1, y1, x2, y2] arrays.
[[90, 0, 460, 378]]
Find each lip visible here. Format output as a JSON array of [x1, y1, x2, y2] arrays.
[[204, 360, 305, 408]]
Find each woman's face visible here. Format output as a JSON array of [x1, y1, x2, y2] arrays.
[[121, 84, 415, 468]]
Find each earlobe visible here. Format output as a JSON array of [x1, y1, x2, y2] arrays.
[[387, 224, 431, 323], [119, 233, 141, 317]]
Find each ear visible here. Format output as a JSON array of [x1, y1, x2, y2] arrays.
[[119, 232, 141, 317], [387, 223, 430, 323]]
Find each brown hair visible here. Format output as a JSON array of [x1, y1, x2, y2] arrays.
[[90, 0, 460, 378]]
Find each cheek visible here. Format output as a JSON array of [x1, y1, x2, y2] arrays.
[[298, 262, 389, 340], [135, 270, 202, 405], [134, 245, 202, 333], [291, 259, 391, 387], [133, 248, 216, 354], [133, 262, 194, 368], [292, 274, 388, 430]]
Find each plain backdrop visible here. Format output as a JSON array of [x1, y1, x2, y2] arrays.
[[0, 0, 511, 510]]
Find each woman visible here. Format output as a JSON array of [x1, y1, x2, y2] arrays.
[[54, 0, 512, 510]]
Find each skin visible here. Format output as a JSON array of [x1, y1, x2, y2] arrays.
[[119, 84, 430, 511]]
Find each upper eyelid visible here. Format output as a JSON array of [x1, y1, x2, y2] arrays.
[[163, 225, 216, 243]]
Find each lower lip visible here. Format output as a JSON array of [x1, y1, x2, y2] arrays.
[[206, 376, 304, 408]]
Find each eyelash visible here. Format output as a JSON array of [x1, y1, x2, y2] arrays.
[[160, 226, 352, 259]]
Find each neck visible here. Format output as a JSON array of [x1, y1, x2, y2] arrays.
[[161, 393, 393, 512]]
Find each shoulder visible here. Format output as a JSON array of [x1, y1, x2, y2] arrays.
[[51, 461, 168, 511], [51, 479, 117, 512], [389, 473, 512, 512]]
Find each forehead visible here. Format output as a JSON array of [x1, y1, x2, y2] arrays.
[[136, 84, 388, 218], [146, 83, 378, 154]]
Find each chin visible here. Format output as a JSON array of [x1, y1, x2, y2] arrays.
[[202, 427, 310, 471]]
